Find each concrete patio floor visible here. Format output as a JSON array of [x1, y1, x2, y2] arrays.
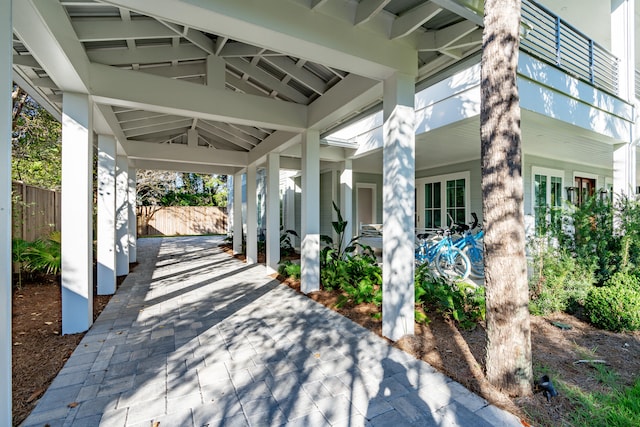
[[22, 236, 522, 427]]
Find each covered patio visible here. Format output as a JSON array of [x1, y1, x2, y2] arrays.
[[21, 236, 521, 427]]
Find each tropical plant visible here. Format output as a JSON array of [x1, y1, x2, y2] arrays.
[[23, 231, 61, 276]]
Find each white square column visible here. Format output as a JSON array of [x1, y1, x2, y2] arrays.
[[614, 142, 636, 196], [128, 167, 137, 264], [340, 160, 353, 247], [61, 93, 94, 335], [246, 164, 258, 264], [115, 156, 129, 276], [266, 153, 280, 273], [97, 134, 117, 295], [382, 73, 416, 341], [301, 130, 320, 293], [1, 2, 12, 422], [233, 172, 243, 255]]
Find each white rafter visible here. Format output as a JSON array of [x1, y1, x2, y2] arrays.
[[355, 0, 392, 26], [390, 2, 442, 40]]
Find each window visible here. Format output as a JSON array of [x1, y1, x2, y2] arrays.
[[416, 172, 470, 229], [532, 167, 563, 234]]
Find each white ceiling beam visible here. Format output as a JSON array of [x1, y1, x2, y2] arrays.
[[310, 0, 330, 10], [72, 18, 177, 42], [225, 73, 271, 97], [199, 120, 260, 146], [115, 109, 171, 123], [121, 139, 248, 167], [219, 42, 280, 58], [390, 3, 442, 40], [124, 119, 192, 138], [137, 62, 206, 79], [30, 77, 58, 89], [94, 104, 130, 155], [12, 69, 62, 120], [307, 74, 381, 130], [12, 54, 42, 69], [226, 58, 309, 104], [99, 0, 417, 79], [196, 120, 255, 151], [355, 0, 391, 25], [430, 0, 484, 26], [120, 114, 188, 131], [86, 44, 207, 65], [262, 56, 326, 95], [13, 0, 90, 93], [417, 21, 478, 51], [228, 123, 270, 140], [248, 131, 300, 165], [132, 159, 240, 175], [159, 19, 217, 55], [89, 62, 308, 131]]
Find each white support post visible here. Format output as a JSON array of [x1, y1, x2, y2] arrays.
[[128, 167, 137, 263], [233, 172, 243, 255], [611, 0, 635, 102], [266, 153, 280, 273], [340, 160, 353, 247], [301, 130, 320, 293], [115, 156, 129, 276], [246, 164, 258, 264], [613, 142, 636, 196], [382, 72, 416, 341], [97, 135, 117, 295], [1, 2, 12, 422], [61, 93, 94, 335]]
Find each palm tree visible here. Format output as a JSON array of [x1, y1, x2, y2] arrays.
[[480, 0, 532, 397]]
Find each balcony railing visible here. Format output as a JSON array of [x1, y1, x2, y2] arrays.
[[635, 69, 640, 100], [520, 0, 619, 95]]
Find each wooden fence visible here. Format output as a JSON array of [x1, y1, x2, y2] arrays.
[[137, 205, 227, 236], [12, 181, 61, 241]]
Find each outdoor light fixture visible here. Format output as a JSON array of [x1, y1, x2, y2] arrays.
[[599, 188, 609, 202], [565, 186, 578, 204]]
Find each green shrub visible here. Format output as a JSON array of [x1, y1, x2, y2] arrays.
[[584, 285, 640, 332], [529, 243, 594, 315], [604, 271, 640, 291], [415, 263, 485, 329], [277, 260, 301, 280], [23, 232, 61, 276]]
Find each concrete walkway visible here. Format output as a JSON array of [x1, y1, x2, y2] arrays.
[[22, 236, 522, 427]]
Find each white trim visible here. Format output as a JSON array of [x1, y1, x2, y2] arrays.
[[355, 183, 377, 227], [416, 171, 471, 228], [531, 166, 565, 209]]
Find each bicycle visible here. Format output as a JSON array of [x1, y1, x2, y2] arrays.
[[415, 227, 471, 281], [450, 212, 484, 279]]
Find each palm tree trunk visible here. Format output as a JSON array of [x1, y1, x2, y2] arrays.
[[480, 0, 532, 397]]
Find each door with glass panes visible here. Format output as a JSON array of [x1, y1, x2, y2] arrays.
[[416, 172, 469, 230]]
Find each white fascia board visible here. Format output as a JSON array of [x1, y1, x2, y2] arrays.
[[99, 0, 417, 79], [518, 53, 634, 122], [307, 75, 382, 130], [122, 140, 248, 167], [13, 0, 90, 93], [132, 159, 240, 175], [89, 63, 307, 132]]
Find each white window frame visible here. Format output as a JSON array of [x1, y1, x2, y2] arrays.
[[531, 166, 564, 230], [416, 171, 470, 230]]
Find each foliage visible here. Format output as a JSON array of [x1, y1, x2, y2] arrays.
[[277, 260, 301, 280], [320, 202, 382, 307], [280, 229, 298, 257], [12, 85, 62, 189], [604, 271, 640, 291], [11, 232, 62, 286], [584, 284, 640, 332], [564, 373, 640, 426], [137, 170, 227, 207], [528, 241, 594, 315], [415, 263, 485, 329]]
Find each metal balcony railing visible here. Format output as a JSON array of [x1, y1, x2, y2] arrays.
[[520, 0, 619, 95], [635, 69, 640, 100]]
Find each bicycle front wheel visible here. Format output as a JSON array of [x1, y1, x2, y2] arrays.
[[463, 246, 484, 279], [435, 247, 471, 280]]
